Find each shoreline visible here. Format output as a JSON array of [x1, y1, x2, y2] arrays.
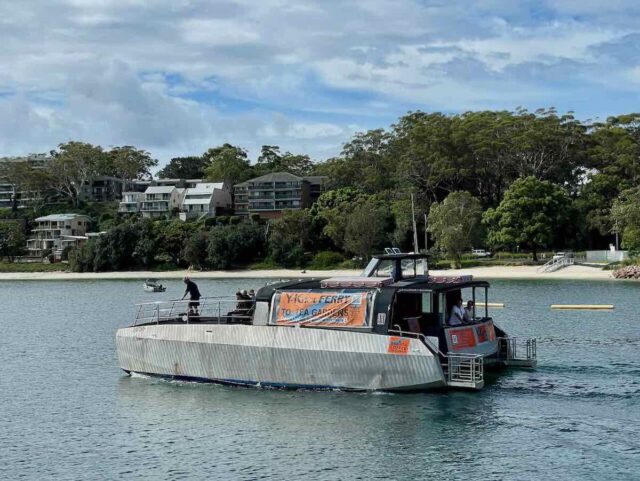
[[0, 265, 622, 281]]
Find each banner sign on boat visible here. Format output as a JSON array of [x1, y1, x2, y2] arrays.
[[447, 320, 497, 354], [271, 290, 371, 328]]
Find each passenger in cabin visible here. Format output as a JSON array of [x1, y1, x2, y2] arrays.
[[181, 277, 201, 316], [235, 291, 245, 310], [448, 298, 464, 326], [464, 300, 475, 324]]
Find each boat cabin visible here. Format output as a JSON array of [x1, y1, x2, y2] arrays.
[[250, 253, 502, 356]]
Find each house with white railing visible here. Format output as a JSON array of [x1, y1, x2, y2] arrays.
[[140, 186, 185, 219], [118, 192, 144, 214], [26, 213, 91, 257], [179, 182, 233, 221]]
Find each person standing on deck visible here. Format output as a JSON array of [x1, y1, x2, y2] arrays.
[[181, 277, 201, 316]]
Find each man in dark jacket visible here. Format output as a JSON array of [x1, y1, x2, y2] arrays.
[[181, 277, 201, 315]]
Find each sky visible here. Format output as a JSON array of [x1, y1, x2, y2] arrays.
[[1, 0, 639, 167]]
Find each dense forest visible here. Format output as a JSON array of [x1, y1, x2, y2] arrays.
[[2, 108, 640, 271]]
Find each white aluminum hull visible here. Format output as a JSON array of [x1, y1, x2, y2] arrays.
[[116, 324, 447, 391]]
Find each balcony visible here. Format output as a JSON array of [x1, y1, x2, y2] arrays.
[[249, 193, 275, 200], [118, 204, 140, 213], [141, 201, 169, 212]]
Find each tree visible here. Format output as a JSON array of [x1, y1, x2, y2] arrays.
[[183, 231, 209, 269], [268, 210, 313, 267], [0, 221, 25, 262], [427, 192, 482, 268], [311, 187, 366, 250], [157, 220, 198, 266], [316, 129, 392, 192], [158, 156, 209, 179], [105, 146, 157, 180], [344, 198, 393, 259], [0, 159, 52, 212], [255, 145, 314, 177], [207, 223, 265, 269], [611, 187, 640, 254], [203, 144, 252, 184], [48, 142, 105, 206], [483, 176, 571, 260]]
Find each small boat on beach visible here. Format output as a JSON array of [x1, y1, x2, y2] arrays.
[[117, 253, 536, 391], [143, 279, 166, 293]]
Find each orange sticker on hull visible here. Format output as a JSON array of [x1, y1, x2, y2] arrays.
[[387, 336, 410, 355]]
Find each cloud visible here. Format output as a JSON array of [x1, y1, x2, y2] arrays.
[[1, 0, 640, 166]]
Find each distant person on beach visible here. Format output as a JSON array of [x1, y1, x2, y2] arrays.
[[181, 277, 201, 315], [464, 300, 475, 323], [448, 299, 464, 326]]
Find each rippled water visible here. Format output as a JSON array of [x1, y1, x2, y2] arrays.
[[1, 278, 639, 480]]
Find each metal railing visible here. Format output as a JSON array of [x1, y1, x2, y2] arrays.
[[446, 353, 484, 384], [134, 296, 255, 326], [497, 337, 537, 363], [537, 255, 574, 273]]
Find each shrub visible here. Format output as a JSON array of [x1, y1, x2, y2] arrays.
[[207, 223, 265, 269], [309, 251, 345, 269]]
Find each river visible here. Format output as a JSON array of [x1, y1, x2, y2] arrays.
[[1, 278, 639, 480]]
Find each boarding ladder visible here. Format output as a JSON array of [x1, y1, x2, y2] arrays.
[[537, 254, 574, 273], [497, 337, 537, 368], [389, 329, 484, 390]]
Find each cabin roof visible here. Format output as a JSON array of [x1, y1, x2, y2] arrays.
[[255, 276, 489, 301]]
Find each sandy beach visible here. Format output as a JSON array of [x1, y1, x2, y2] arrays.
[[0, 264, 618, 281]]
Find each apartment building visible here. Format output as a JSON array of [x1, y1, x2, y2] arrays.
[[80, 176, 134, 203], [26, 213, 91, 257], [118, 192, 144, 214], [0, 154, 51, 209], [179, 182, 232, 221], [140, 186, 185, 219], [234, 172, 327, 219]]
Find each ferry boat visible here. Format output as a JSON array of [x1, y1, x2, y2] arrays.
[[117, 253, 536, 391]]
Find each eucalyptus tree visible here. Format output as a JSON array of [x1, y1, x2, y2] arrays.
[[427, 191, 483, 268], [48, 141, 105, 206], [158, 156, 210, 179], [204, 143, 253, 184]]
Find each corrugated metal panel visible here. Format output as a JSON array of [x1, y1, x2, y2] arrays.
[[116, 325, 445, 391]]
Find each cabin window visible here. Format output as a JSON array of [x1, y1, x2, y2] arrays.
[[421, 292, 433, 313]]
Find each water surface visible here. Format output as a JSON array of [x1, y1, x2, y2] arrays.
[[1, 278, 639, 480]]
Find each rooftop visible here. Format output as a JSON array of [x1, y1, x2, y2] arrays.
[[235, 172, 328, 187], [246, 172, 303, 183], [35, 214, 91, 222], [144, 186, 175, 194], [185, 182, 224, 195]]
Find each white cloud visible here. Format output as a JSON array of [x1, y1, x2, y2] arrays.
[[181, 19, 260, 46], [1, 0, 640, 165]]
